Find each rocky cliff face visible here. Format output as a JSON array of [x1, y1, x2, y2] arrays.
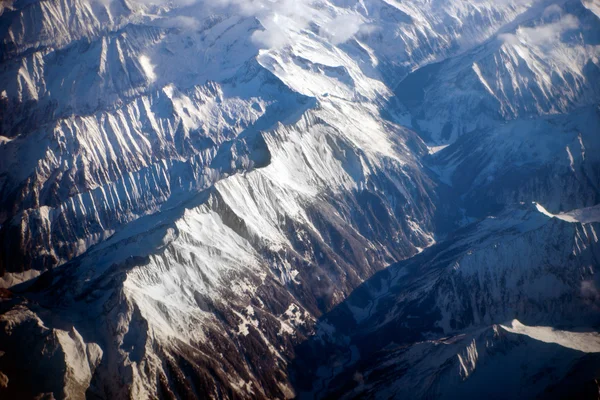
[[0, 0, 599, 399]]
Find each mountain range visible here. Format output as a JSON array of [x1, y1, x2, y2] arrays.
[[0, 0, 599, 398]]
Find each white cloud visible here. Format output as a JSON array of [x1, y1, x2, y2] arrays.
[[215, 0, 323, 48], [542, 4, 563, 18], [226, 0, 366, 48], [156, 15, 200, 30], [320, 14, 365, 45], [251, 13, 296, 48], [97, 0, 365, 49], [139, 55, 157, 82], [499, 14, 579, 47], [131, 0, 198, 5]]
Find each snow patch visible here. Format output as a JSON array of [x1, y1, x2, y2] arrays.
[[565, 145, 575, 172], [428, 144, 449, 155], [534, 202, 600, 224], [0, 269, 41, 288], [501, 319, 600, 353]]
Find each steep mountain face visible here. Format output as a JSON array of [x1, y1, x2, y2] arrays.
[[0, 0, 599, 399], [395, 0, 600, 143], [291, 204, 600, 398], [427, 106, 600, 217], [299, 321, 600, 399]]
